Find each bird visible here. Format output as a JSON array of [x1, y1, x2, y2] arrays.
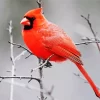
[[20, 7, 100, 98]]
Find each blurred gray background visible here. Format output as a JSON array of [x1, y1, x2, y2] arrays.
[[0, 0, 100, 100]]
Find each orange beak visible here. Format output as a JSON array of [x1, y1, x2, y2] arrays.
[[20, 18, 30, 25]]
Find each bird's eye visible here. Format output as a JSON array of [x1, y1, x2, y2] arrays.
[[31, 17, 36, 21]]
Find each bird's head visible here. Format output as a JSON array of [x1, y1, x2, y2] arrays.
[[20, 8, 46, 30]]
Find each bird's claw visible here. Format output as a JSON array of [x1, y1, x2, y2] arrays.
[[44, 61, 52, 68]]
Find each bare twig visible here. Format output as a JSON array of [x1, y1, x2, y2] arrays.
[[36, 0, 44, 14], [39, 67, 44, 100], [73, 73, 100, 90], [44, 85, 54, 100], [2, 80, 59, 100], [8, 41, 33, 59], [8, 41, 32, 54], [37, 0, 42, 8], [8, 20, 15, 100], [75, 40, 100, 45], [74, 15, 100, 95], [14, 50, 27, 61], [0, 76, 40, 83], [27, 85, 58, 100], [37, 54, 54, 100], [81, 14, 100, 52], [25, 53, 33, 59]]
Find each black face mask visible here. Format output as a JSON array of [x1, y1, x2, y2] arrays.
[[24, 16, 36, 30]]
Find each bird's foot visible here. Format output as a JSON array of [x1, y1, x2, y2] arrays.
[[44, 60, 52, 68]]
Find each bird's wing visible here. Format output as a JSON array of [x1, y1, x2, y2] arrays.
[[39, 23, 82, 64], [50, 45, 83, 64]]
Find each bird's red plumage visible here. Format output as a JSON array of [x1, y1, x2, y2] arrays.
[[22, 22, 82, 63], [20, 8, 100, 98]]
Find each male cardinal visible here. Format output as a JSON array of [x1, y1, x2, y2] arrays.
[[20, 8, 100, 98]]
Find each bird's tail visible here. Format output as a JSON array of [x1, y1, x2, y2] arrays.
[[75, 63, 100, 98]]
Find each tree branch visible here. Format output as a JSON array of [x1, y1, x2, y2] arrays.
[[74, 15, 100, 95], [14, 50, 27, 61], [8, 41, 32, 54], [8, 20, 15, 100], [75, 40, 100, 45], [0, 76, 40, 83], [3, 80, 58, 100], [39, 67, 44, 100], [81, 14, 100, 52], [73, 73, 100, 90], [37, 54, 54, 100], [37, 0, 42, 8]]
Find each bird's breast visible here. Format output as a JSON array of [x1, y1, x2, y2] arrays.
[[22, 29, 52, 59], [22, 27, 67, 62]]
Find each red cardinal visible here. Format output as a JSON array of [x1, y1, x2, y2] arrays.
[[20, 8, 100, 98]]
